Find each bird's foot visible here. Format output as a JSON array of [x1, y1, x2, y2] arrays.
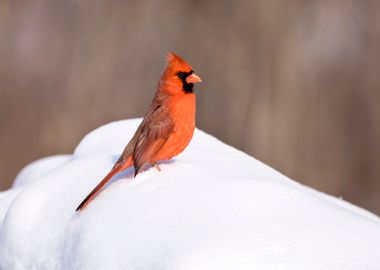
[[153, 162, 161, 172]]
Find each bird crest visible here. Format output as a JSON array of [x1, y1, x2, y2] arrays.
[[166, 52, 192, 72]]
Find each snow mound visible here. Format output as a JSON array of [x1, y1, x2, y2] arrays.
[[0, 119, 379, 270]]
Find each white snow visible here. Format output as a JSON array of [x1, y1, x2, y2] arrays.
[[0, 118, 379, 270]]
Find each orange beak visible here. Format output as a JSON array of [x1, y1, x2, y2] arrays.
[[186, 73, 202, 84]]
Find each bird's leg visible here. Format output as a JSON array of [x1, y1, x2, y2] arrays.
[[153, 162, 161, 172]]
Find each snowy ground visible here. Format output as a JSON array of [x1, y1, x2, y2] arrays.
[[0, 119, 379, 270]]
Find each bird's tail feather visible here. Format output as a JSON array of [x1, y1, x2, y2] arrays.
[[76, 157, 133, 211]]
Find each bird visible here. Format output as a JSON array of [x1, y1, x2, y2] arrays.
[[76, 52, 201, 211]]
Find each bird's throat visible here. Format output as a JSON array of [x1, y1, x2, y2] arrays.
[[183, 82, 194, 94]]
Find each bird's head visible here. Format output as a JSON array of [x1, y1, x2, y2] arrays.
[[159, 52, 202, 95]]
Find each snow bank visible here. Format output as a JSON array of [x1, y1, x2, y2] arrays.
[[0, 119, 379, 270]]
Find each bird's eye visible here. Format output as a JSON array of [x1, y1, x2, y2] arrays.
[[177, 72, 186, 79], [177, 70, 194, 80]]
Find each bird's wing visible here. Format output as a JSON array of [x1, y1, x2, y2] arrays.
[[132, 104, 174, 175]]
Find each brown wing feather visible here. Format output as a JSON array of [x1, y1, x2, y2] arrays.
[[132, 103, 174, 176]]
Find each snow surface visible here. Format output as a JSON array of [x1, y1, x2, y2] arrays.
[[0, 119, 379, 270]]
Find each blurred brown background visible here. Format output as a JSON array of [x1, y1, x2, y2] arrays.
[[0, 1, 379, 214]]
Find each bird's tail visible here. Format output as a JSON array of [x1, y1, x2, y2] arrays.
[[76, 156, 133, 211]]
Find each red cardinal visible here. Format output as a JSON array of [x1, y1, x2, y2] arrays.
[[76, 53, 201, 211]]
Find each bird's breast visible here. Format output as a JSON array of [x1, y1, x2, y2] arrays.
[[154, 94, 196, 161]]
